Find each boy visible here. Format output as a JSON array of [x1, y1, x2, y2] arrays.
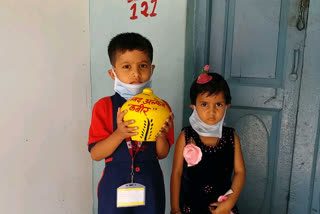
[[88, 32, 174, 214]]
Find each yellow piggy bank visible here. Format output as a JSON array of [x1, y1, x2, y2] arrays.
[[120, 88, 170, 142]]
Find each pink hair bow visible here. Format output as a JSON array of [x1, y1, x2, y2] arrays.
[[197, 65, 212, 84]]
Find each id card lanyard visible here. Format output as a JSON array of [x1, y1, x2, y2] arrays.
[[116, 138, 145, 208], [126, 138, 142, 183]]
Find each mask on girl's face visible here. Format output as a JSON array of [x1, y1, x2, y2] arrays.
[[112, 69, 152, 100], [189, 106, 226, 138]]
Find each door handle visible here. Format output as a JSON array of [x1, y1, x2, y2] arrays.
[[296, 0, 309, 31], [290, 48, 300, 81]]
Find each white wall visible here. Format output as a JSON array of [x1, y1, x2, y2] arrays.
[[0, 0, 92, 213], [90, 0, 187, 213]]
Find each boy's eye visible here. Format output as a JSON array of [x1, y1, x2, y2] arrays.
[[201, 103, 207, 107], [216, 103, 224, 107], [123, 65, 130, 69], [140, 64, 148, 68]]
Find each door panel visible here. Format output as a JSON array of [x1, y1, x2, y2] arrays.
[[235, 115, 269, 212], [231, 0, 281, 79], [226, 108, 281, 213]]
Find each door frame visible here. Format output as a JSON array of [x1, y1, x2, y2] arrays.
[[184, 0, 320, 213], [288, 0, 320, 212], [183, 0, 212, 126]]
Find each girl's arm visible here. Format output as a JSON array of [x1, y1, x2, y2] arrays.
[[170, 131, 186, 214], [90, 108, 138, 161], [156, 113, 174, 159], [227, 133, 246, 206], [210, 132, 246, 213]]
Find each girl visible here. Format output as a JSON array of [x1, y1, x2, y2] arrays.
[[170, 66, 245, 214]]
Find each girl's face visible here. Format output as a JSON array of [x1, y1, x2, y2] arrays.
[[192, 91, 230, 125], [108, 50, 154, 84]]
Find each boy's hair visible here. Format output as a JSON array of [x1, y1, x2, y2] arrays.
[[108, 32, 153, 66], [190, 73, 231, 105]]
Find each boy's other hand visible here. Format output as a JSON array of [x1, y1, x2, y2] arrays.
[[115, 107, 138, 139], [157, 112, 174, 137]]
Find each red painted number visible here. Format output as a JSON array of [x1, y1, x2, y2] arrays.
[[150, 0, 157, 17], [141, 1, 149, 17], [128, 0, 157, 20], [130, 3, 138, 20]]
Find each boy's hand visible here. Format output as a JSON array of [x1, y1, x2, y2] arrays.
[[157, 112, 174, 138], [115, 108, 138, 139]]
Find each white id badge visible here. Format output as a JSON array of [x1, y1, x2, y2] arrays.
[[116, 183, 146, 207]]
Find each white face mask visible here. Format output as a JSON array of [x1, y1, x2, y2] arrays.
[[112, 69, 152, 100], [189, 106, 226, 138]]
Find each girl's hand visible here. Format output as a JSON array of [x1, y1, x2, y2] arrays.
[[115, 108, 138, 139], [209, 201, 233, 214], [157, 112, 174, 138]]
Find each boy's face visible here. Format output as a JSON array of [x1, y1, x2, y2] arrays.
[[108, 50, 154, 84], [191, 91, 230, 125]]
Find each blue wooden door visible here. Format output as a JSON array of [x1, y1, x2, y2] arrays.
[[184, 0, 309, 213]]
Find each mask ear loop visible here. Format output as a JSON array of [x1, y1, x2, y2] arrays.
[[147, 65, 154, 82], [112, 68, 118, 78]]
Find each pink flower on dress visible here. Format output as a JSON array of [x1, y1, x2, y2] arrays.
[[183, 144, 202, 166], [204, 65, 210, 71]]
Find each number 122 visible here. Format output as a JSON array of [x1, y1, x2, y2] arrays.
[[130, 0, 158, 20]]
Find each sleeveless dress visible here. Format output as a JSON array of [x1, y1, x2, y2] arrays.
[[180, 126, 240, 214]]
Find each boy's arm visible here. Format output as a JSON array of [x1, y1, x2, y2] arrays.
[[90, 108, 138, 161], [170, 131, 185, 214], [210, 132, 246, 212], [156, 112, 174, 159]]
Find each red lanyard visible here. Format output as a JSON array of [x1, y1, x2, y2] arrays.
[[125, 138, 142, 183], [125, 137, 142, 158]]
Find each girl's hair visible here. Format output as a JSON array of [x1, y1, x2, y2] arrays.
[[107, 32, 153, 66], [190, 73, 231, 105]]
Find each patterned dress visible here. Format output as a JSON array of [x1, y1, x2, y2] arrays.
[[180, 126, 240, 214]]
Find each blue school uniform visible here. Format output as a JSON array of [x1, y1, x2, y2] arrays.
[[88, 93, 174, 214]]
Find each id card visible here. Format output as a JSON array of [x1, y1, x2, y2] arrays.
[[116, 183, 146, 207]]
